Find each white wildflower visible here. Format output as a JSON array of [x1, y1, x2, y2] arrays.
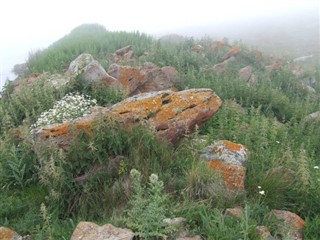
[[259, 190, 265, 195], [149, 173, 159, 184], [314, 166, 319, 169]]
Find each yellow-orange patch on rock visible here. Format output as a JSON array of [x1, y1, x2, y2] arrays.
[[208, 160, 246, 191]]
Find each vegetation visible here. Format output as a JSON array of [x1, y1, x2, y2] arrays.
[[0, 23, 319, 239]]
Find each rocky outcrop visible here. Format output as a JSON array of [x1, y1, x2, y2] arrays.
[[202, 140, 248, 191], [108, 62, 177, 95], [66, 53, 120, 88], [35, 89, 222, 147], [0, 227, 22, 240], [272, 210, 305, 240], [70, 222, 133, 240]]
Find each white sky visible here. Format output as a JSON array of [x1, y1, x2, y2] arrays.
[[0, 0, 319, 89]]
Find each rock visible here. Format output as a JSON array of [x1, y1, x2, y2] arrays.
[[294, 82, 316, 95], [256, 226, 276, 240], [108, 62, 176, 95], [251, 50, 263, 59], [211, 40, 229, 53], [163, 217, 186, 228], [192, 44, 204, 53], [161, 66, 179, 84], [225, 207, 244, 218], [304, 111, 320, 122], [202, 140, 248, 191], [0, 227, 22, 240], [222, 46, 241, 61], [35, 89, 222, 147], [67, 53, 119, 87], [70, 222, 133, 240], [211, 56, 235, 73], [110, 45, 134, 64], [239, 65, 253, 81], [175, 229, 202, 240], [13, 73, 42, 92], [115, 45, 132, 56], [176, 236, 202, 240], [272, 210, 305, 240]]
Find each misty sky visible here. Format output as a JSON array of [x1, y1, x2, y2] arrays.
[[0, 0, 319, 90]]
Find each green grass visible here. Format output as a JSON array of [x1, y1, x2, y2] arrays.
[[0, 23, 319, 239]]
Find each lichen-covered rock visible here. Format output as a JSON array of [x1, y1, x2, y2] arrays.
[[67, 53, 119, 88], [35, 89, 222, 146], [192, 44, 204, 53], [108, 62, 176, 95], [272, 210, 305, 240], [211, 56, 235, 73], [222, 46, 241, 61], [0, 227, 22, 240], [70, 222, 133, 240], [239, 65, 253, 81], [202, 140, 248, 191]]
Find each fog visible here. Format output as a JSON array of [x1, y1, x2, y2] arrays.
[[0, 0, 319, 90]]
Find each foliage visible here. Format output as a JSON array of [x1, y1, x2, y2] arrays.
[[124, 169, 176, 239]]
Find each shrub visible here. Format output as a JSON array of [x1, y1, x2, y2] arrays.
[[124, 169, 176, 239]]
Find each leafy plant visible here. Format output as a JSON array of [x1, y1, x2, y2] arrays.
[[125, 169, 176, 239]]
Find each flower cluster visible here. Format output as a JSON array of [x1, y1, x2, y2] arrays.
[[32, 93, 97, 128], [257, 186, 265, 195]]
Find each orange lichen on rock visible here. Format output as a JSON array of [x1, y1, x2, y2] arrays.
[[35, 89, 222, 146], [0, 227, 19, 240], [272, 210, 305, 230], [220, 140, 247, 152], [208, 160, 246, 191], [222, 45, 241, 60]]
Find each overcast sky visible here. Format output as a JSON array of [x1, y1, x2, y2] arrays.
[[0, 0, 319, 89]]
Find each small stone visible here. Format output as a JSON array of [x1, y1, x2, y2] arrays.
[[225, 207, 244, 218], [163, 217, 186, 227], [70, 222, 133, 240]]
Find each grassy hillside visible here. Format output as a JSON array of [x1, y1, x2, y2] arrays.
[[0, 24, 319, 239]]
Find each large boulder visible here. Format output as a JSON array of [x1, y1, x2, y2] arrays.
[[202, 140, 248, 191], [108, 62, 176, 95], [67, 53, 119, 88], [35, 89, 222, 147], [70, 222, 133, 240], [0, 227, 22, 240]]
